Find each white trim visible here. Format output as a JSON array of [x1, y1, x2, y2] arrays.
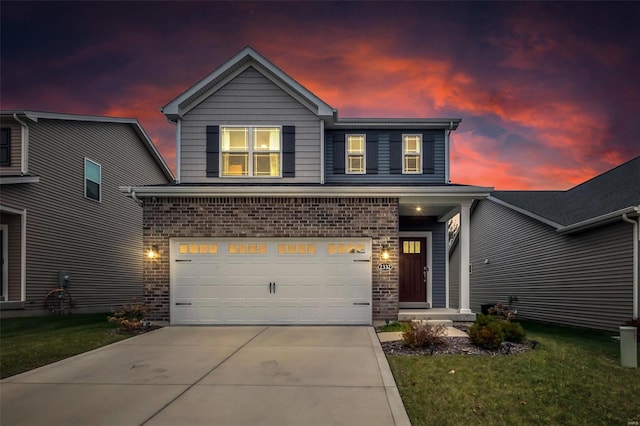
[[458, 203, 472, 314], [488, 196, 564, 229], [320, 120, 325, 184], [175, 118, 181, 184], [399, 232, 433, 307], [401, 134, 423, 175], [84, 158, 102, 202], [345, 134, 366, 174], [444, 224, 450, 308], [0, 205, 26, 302], [445, 128, 451, 183], [558, 207, 638, 234], [219, 125, 283, 178], [0, 176, 40, 184], [120, 184, 493, 198], [0, 224, 7, 301]]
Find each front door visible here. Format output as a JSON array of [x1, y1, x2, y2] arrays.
[[399, 237, 427, 303]]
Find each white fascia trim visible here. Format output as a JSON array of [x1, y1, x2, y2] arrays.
[[175, 118, 181, 184], [558, 206, 639, 234], [162, 47, 333, 119], [119, 185, 494, 199], [0, 176, 41, 184], [320, 120, 325, 184], [488, 195, 564, 229]]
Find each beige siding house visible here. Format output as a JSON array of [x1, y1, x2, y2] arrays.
[[451, 156, 640, 331], [0, 111, 174, 315]]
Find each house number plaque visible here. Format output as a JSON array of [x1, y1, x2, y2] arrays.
[[378, 263, 393, 271]]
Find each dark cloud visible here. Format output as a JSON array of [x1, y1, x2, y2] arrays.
[[1, 1, 638, 189]]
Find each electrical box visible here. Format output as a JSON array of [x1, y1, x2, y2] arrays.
[[59, 271, 70, 288]]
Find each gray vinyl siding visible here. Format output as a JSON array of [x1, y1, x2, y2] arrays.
[[0, 119, 169, 311], [180, 67, 321, 183], [325, 130, 446, 184], [449, 241, 460, 309], [400, 216, 447, 307], [468, 199, 635, 331], [0, 123, 23, 175]]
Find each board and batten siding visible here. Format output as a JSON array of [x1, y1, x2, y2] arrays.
[[467, 199, 635, 331], [400, 216, 447, 308], [324, 130, 446, 184], [0, 119, 170, 312], [180, 67, 321, 183], [0, 123, 23, 175]]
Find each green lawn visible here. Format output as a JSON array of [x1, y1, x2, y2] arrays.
[[388, 321, 640, 426], [0, 313, 130, 379]]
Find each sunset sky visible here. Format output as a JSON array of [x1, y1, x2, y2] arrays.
[[1, 1, 638, 189]]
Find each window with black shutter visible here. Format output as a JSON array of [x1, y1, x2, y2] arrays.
[[0, 128, 10, 167]]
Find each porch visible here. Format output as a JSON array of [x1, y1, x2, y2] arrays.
[[398, 308, 476, 323]]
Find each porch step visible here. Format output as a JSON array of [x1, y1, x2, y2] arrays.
[[399, 308, 476, 322], [414, 319, 453, 327]]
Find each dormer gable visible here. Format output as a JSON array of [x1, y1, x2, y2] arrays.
[[162, 46, 334, 123]]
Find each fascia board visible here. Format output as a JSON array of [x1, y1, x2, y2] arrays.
[[488, 195, 564, 229], [329, 118, 462, 130], [119, 185, 493, 199], [0, 176, 41, 184], [161, 47, 334, 120]]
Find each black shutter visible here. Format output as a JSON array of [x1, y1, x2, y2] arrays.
[[0, 128, 10, 167], [333, 133, 345, 174], [366, 136, 378, 174], [206, 126, 219, 177], [390, 133, 402, 174], [282, 126, 295, 177], [422, 135, 435, 174]]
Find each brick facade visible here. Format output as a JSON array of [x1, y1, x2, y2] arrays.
[[143, 196, 400, 323]]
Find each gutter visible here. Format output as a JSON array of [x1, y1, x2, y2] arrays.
[[622, 205, 640, 319], [558, 206, 638, 234], [445, 120, 454, 183], [12, 113, 29, 175], [127, 187, 143, 206]]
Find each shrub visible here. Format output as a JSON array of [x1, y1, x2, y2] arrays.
[[488, 302, 518, 320], [108, 298, 151, 332], [381, 321, 412, 333], [402, 321, 447, 349], [469, 315, 505, 349], [501, 320, 526, 343]]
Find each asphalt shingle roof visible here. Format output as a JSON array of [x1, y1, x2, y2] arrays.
[[492, 156, 640, 227]]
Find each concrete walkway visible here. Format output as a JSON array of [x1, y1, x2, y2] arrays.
[[1, 326, 410, 426]]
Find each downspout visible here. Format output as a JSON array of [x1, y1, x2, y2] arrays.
[[320, 119, 325, 184], [13, 113, 29, 175], [128, 187, 143, 206], [622, 205, 639, 318], [175, 118, 181, 184]]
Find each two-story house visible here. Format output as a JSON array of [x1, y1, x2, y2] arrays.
[[122, 46, 492, 325], [0, 111, 174, 315]]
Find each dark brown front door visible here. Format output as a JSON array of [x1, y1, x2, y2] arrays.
[[399, 237, 427, 302]]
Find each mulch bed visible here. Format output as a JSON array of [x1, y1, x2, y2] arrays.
[[380, 326, 534, 356]]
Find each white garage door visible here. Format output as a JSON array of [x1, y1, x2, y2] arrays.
[[170, 238, 372, 325]]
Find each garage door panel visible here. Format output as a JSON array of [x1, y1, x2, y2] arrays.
[[171, 238, 372, 325]]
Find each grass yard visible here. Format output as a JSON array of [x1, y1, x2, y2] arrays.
[[387, 320, 640, 426], [0, 313, 130, 379]]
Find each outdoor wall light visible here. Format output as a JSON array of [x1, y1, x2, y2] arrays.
[[381, 244, 390, 260], [147, 245, 159, 259]]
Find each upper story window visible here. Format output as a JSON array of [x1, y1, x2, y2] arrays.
[[346, 134, 366, 174], [221, 126, 281, 177], [0, 128, 10, 166], [84, 158, 101, 202], [403, 134, 422, 174]]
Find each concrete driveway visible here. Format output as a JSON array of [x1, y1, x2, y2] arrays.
[[1, 326, 410, 426]]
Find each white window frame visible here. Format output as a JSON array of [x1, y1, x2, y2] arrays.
[[84, 158, 101, 202], [219, 125, 282, 178], [346, 134, 366, 174], [402, 134, 422, 174]]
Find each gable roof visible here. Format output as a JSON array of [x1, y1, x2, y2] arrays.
[[161, 46, 335, 122], [490, 155, 640, 232], [1, 110, 175, 182]]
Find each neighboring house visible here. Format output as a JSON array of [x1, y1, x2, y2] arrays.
[[0, 111, 174, 315], [451, 156, 639, 331], [121, 46, 492, 325]]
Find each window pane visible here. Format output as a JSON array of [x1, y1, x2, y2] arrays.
[[348, 156, 364, 173], [254, 153, 280, 176], [253, 128, 280, 151], [403, 135, 421, 154], [85, 180, 100, 201], [85, 159, 100, 183], [221, 128, 248, 151], [404, 156, 420, 173], [347, 135, 365, 153], [222, 153, 248, 176]]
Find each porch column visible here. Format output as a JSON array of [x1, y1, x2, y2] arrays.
[[459, 202, 472, 314]]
